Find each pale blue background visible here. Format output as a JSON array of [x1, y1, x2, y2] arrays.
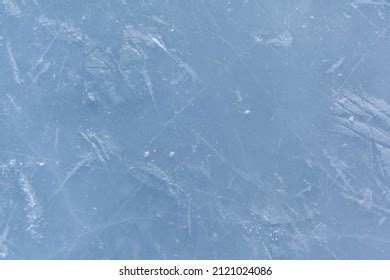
[[0, 0, 389, 259]]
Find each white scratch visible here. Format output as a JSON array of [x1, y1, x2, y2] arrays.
[[326, 57, 345, 74], [6, 94, 21, 113], [50, 153, 94, 200], [142, 70, 161, 117], [32, 34, 58, 72], [54, 127, 59, 153], [5, 41, 22, 84]]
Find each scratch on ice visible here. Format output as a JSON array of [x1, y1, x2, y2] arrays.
[[19, 174, 43, 239], [326, 57, 345, 74], [5, 41, 22, 84]]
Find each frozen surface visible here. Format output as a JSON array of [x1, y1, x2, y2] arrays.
[[0, 0, 390, 259]]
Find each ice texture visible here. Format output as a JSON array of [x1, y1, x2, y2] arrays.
[[0, 0, 389, 259]]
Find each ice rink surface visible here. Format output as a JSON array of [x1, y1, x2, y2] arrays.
[[0, 0, 390, 259]]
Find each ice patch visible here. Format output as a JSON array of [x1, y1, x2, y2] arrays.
[[19, 174, 43, 240], [266, 31, 293, 48]]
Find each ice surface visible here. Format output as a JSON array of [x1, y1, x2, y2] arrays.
[[0, 0, 389, 259]]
